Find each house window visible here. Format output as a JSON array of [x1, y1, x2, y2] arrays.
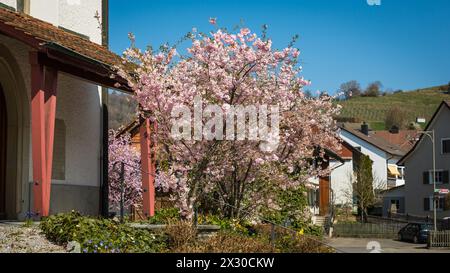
[[425, 196, 448, 212], [307, 189, 320, 208], [424, 170, 449, 185], [442, 139, 450, 155], [52, 119, 66, 180], [433, 171, 444, 184], [398, 167, 405, 180], [307, 189, 315, 207], [390, 199, 400, 211]]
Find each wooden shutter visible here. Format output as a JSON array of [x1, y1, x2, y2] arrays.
[[445, 195, 450, 211], [423, 171, 430, 185], [443, 140, 450, 154], [424, 198, 430, 212], [443, 171, 449, 184]]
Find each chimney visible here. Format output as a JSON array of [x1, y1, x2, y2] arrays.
[[361, 122, 369, 136], [389, 125, 400, 134]]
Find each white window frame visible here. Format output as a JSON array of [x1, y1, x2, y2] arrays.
[[398, 166, 405, 180], [429, 170, 445, 185], [442, 138, 450, 155]]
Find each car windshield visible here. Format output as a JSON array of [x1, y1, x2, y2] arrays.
[[420, 224, 433, 230]]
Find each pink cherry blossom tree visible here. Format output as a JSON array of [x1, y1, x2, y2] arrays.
[[116, 20, 341, 220], [108, 130, 143, 211]]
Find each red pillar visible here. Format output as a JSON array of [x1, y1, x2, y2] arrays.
[[140, 118, 156, 218], [44, 67, 58, 214], [30, 52, 58, 217]]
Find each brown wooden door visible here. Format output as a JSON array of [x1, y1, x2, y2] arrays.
[[0, 85, 6, 219], [319, 176, 330, 216]]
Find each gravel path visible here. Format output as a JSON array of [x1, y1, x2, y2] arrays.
[[0, 223, 66, 253]]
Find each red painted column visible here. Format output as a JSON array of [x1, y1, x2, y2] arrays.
[[30, 52, 47, 217], [44, 67, 58, 214], [30, 52, 58, 217], [140, 118, 156, 218]]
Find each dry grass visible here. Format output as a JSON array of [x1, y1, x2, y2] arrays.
[[165, 221, 333, 253]]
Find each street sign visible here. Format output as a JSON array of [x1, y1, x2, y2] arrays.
[[435, 189, 450, 194]]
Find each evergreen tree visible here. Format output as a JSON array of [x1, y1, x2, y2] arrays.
[[354, 155, 374, 223]]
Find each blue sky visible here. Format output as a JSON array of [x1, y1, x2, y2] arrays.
[[110, 0, 450, 94]]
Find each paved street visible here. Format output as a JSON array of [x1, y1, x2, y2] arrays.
[[326, 237, 450, 253]]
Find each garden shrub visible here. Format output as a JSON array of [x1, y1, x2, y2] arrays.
[[260, 186, 322, 236], [147, 208, 180, 224], [40, 211, 167, 253], [40, 211, 332, 253], [252, 224, 333, 253], [164, 221, 332, 253], [197, 214, 251, 235], [168, 230, 274, 253], [164, 220, 197, 250], [196, 232, 274, 253]]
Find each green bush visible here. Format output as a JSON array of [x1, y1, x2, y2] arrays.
[[147, 208, 180, 224], [40, 211, 331, 253], [164, 221, 332, 253], [195, 231, 274, 253], [40, 211, 167, 253], [252, 224, 332, 253], [260, 186, 321, 236], [197, 214, 251, 235], [162, 219, 266, 252]]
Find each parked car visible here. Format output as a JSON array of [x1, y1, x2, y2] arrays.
[[398, 223, 433, 244]]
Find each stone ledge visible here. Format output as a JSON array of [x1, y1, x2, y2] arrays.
[[128, 223, 221, 233]]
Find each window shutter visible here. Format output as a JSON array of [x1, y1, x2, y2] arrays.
[[424, 198, 430, 211], [445, 195, 450, 211], [443, 140, 450, 154], [443, 171, 449, 184], [423, 171, 430, 185]]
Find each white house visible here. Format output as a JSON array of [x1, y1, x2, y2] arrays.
[[0, 0, 133, 220], [339, 123, 417, 190], [306, 140, 360, 221]]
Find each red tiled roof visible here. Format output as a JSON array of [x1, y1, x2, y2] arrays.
[[340, 123, 417, 156], [0, 7, 121, 67], [372, 130, 418, 153]]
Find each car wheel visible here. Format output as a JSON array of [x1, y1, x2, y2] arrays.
[[413, 236, 419, 244], [398, 234, 403, 241]]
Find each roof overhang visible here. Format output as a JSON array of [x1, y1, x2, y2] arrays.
[[380, 185, 405, 194], [40, 43, 132, 93], [339, 126, 405, 157], [324, 148, 345, 164], [0, 13, 132, 93]]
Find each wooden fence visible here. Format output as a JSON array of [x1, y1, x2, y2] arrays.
[[333, 222, 406, 239], [428, 231, 450, 248], [389, 213, 450, 228]]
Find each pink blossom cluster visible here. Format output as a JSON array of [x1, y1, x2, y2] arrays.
[[108, 130, 143, 211], [117, 21, 341, 220]]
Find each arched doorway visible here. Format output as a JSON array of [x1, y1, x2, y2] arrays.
[[0, 85, 6, 219], [0, 44, 30, 220]]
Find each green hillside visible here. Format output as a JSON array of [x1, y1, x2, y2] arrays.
[[337, 85, 449, 130]]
